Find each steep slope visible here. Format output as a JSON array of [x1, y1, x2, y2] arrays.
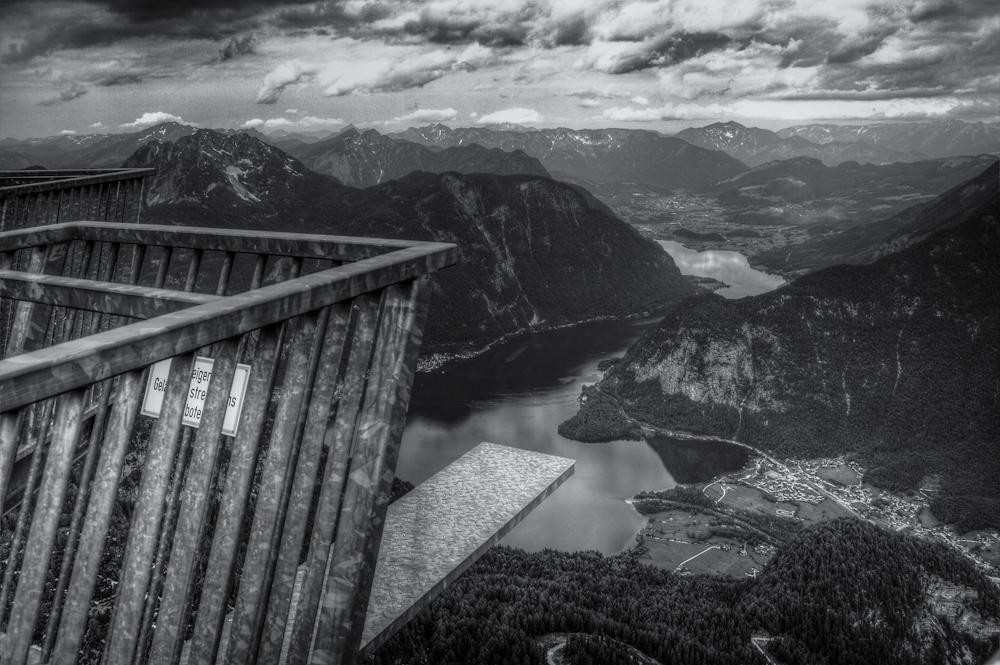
[[123, 129, 694, 354], [392, 124, 748, 190], [706, 154, 998, 243], [777, 120, 1000, 159], [0, 150, 37, 169], [124, 129, 316, 215], [677, 121, 922, 166], [753, 162, 1000, 272], [563, 175, 1000, 530], [294, 128, 550, 187], [371, 520, 999, 665], [69, 122, 200, 168]]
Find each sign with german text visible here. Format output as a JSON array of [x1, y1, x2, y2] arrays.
[[141, 356, 251, 436]]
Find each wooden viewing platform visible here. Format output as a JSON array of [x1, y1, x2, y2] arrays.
[[0, 172, 574, 664]]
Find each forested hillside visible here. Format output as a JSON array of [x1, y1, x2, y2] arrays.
[[562, 168, 1000, 531], [368, 520, 999, 665], [124, 129, 694, 355]]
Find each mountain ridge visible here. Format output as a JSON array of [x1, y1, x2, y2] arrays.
[[290, 128, 551, 187], [562, 165, 1000, 531], [123, 128, 695, 355], [677, 121, 925, 166], [391, 124, 749, 191]]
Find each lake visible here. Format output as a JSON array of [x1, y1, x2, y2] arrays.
[[398, 318, 750, 555], [658, 240, 785, 298]]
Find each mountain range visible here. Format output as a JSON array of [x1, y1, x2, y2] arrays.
[[562, 164, 1000, 532], [705, 153, 998, 233], [122, 128, 695, 354], [1, 122, 200, 169], [753, 162, 1000, 273], [676, 121, 926, 166], [285, 127, 551, 188], [778, 119, 1000, 159], [391, 124, 748, 191]]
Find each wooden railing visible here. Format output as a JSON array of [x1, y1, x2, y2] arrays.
[[0, 221, 457, 665], [0, 169, 155, 234]]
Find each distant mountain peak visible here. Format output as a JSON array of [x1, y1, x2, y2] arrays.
[[123, 127, 312, 205]]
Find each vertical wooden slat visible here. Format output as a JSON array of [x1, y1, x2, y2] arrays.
[[216, 251, 236, 296], [311, 276, 432, 665], [147, 338, 241, 665], [283, 294, 381, 664], [54, 189, 64, 224], [0, 410, 25, 515], [40, 378, 112, 661], [224, 310, 325, 665], [155, 246, 174, 288], [110, 180, 122, 222], [136, 177, 148, 224], [29, 192, 41, 230], [103, 353, 194, 665], [185, 248, 203, 292], [184, 323, 284, 665], [0, 399, 51, 625], [40, 239, 112, 660], [48, 369, 145, 663], [44, 190, 55, 226], [2, 389, 86, 665], [129, 244, 147, 287], [255, 302, 352, 664], [133, 428, 194, 665], [4, 245, 48, 358]]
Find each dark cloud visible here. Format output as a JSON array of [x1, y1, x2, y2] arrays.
[[909, 0, 997, 24], [219, 33, 257, 60], [0, 0, 273, 64], [38, 82, 88, 106], [604, 32, 732, 74], [95, 73, 144, 86], [551, 15, 590, 46]]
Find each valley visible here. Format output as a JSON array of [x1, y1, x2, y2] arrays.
[[3, 118, 999, 665]]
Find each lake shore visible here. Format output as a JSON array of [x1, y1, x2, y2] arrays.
[[628, 454, 1000, 578]]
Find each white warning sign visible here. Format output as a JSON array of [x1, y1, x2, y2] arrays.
[[141, 356, 251, 437]]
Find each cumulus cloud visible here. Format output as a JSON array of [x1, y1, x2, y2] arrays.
[[321, 51, 455, 96], [4, 0, 999, 124], [601, 106, 662, 122], [88, 122, 105, 129], [59, 129, 77, 135], [258, 45, 498, 102], [392, 108, 459, 124], [257, 59, 319, 104], [242, 115, 345, 130], [601, 102, 736, 121], [475, 107, 543, 125], [119, 112, 191, 129]]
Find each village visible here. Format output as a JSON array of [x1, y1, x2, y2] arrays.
[[706, 455, 1000, 578], [631, 450, 1000, 584]]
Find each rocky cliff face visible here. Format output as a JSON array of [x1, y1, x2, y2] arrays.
[[677, 121, 923, 166], [565, 168, 1000, 530], [293, 128, 550, 187], [124, 128, 694, 354], [300, 171, 696, 353], [392, 124, 748, 190], [123, 129, 315, 213]]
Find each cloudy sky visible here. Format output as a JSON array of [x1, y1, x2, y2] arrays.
[[1, 0, 997, 139]]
